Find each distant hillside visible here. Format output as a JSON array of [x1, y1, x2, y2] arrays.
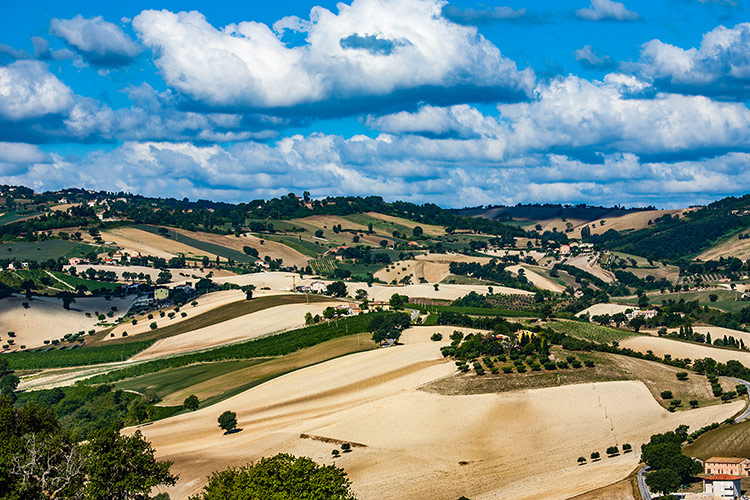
[[589, 195, 750, 262]]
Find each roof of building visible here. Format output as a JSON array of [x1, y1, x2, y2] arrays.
[[706, 457, 749, 464], [704, 474, 743, 481]]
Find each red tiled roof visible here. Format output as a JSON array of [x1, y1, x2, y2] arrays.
[[706, 457, 749, 464], [704, 475, 743, 481]]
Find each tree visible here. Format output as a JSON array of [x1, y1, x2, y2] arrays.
[[709, 293, 718, 302], [638, 294, 649, 308], [412, 226, 423, 237], [354, 289, 368, 300], [59, 292, 76, 311], [622, 443, 632, 453], [388, 293, 407, 310], [0, 359, 19, 400], [577, 456, 586, 464], [218, 411, 237, 433], [83, 427, 177, 500], [661, 390, 673, 399], [611, 312, 627, 328], [189, 454, 357, 500], [326, 281, 348, 298], [369, 312, 411, 344], [629, 317, 646, 332], [430, 333, 443, 342], [590, 451, 600, 460], [645, 469, 680, 496], [241, 284, 255, 300], [315, 229, 324, 238], [606, 446, 619, 456], [676, 372, 688, 381], [183, 395, 199, 411]]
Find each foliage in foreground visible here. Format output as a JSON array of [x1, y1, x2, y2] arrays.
[[0, 395, 176, 499], [189, 454, 356, 500]]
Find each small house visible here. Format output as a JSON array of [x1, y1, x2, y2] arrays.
[[309, 282, 327, 293], [703, 474, 742, 499]]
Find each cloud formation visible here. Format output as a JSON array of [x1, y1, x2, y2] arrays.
[[440, 4, 527, 25], [132, 0, 534, 110], [50, 15, 141, 66], [576, 0, 639, 21], [0, 61, 73, 121], [635, 22, 750, 96], [574, 45, 615, 70]]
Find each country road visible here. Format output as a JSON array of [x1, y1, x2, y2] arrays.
[[729, 377, 750, 422], [637, 465, 651, 500]]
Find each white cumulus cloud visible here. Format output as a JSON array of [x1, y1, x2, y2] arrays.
[[576, 0, 639, 21], [0, 61, 74, 121], [50, 15, 142, 66], [132, 0, 534, 109]]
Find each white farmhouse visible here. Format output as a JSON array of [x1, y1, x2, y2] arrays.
[[703, 474, 742, 499]]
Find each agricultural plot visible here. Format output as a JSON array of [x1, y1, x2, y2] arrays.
[[0, 268, 119, 294], [549, 320, 638, 344], [683, 420, 750, 460], [134, 225, 255, 263], [0, 240, 101, 261], [697, 231, 750, 261], [309, 256, 337, 274], [624, 288, 748, 314], [136, 337, 740, 500]]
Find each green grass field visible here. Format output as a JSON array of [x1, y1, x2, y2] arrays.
[[262, 234, 322, 257], [0, 268, 119, 294], [549, 320, 638, 343], [4, 340, 154, 370], [0, 241, 102, 261], [116, 359, 266, 398], [0, 209, 41, 225]]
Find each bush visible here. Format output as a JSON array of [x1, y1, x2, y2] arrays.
[[577, 456, 586, 464], [571, 360, 582, 369], [584, 360, 595, 368], [544, 361, 557, 370], [430, 333, 443, 342], [502, 366, 513, 374], [676, 372, 688, 381], [689, 400, 699, 408], [669, 399, 682, 407], [737, 384, 748, 396], [590, 451, 600, 460], [556, 361, 569, 369], [712, 383, 723, 397], [183, 395, 199, 411], [150, 322, 157, 330], [606, 446, 619, 456], [622, 443, 632, 453], [660, 390, 673, 400]]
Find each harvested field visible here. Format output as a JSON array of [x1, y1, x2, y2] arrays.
[[507, 264, 565, 292], [135, 335, 741, 500], [697, 233, 750, 261], [141, 333, 379, 407], [0, 294, 134, 349], [572, 209, 687, 238], [375, 253, 491, 284], [214, 271, 534, 300], [567, 472, 638, 500], [129, 301, 340, 361], [565, 254, 615, 283], [576, 303, 634, 318], [363, 212, 445, 236], [103, 227, 215, 260], [691, 325, 750, 346], [620, 336, 750, 365], [170, 228, 310, 268]]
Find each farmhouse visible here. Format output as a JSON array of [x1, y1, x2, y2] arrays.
[[626, 309, 658, 321], [309, 281, 327, 293], [705, 457, 750, 476], [336, 304, 361, 316], [703, 474, 742, 499]]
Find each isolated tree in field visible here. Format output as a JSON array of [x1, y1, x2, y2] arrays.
[[241, 284, 256, 300], [622, 443, 632, 453], [412, 226, 423, 237], [190, 454, 357, 500], [354, 289, 368, 300], [629, 317, 646, 332], [577, 457, 586, 464], [218, 411, 238, 434], [606, 446, 619, 456], [661, 390, 673, 400], [646, 469, 680, 496], [709, 294, 718, 302], [431, 333, 443, 341], [58, 291, 76, 310], [590, 451, 600, 461], [183, 395, 199, 411], [676, 372, 688, 380]]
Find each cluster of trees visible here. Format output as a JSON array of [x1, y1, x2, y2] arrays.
[[189, 454, 357, 500], [369, 312, 411, 344], [0, 395, 177, 499], [447, 261, 536, 292], [642, 426, 701, 495]]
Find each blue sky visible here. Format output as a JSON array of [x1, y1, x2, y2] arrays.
[[1, 0, 749, 207]]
